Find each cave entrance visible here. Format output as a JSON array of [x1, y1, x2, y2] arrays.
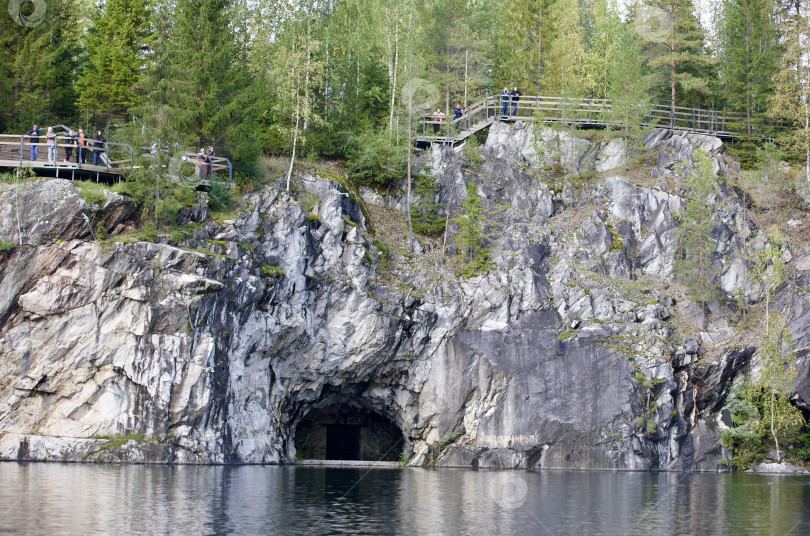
[[325, 424, 360, 460], [294, 404, 403, 462]]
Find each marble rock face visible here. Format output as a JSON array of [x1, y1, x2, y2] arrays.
[[0, 125, 804, 472]]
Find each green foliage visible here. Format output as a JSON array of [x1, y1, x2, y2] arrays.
[[636, 0, 716, 109], [716, 0, 782, 136], [0, 0, 81, 131], [344, 129, 406, 187], [0, 242, 14, 251], [750, 226, 786, 330], [77, 0, 151, 123], [373, 240, 391, 272], [793, 433, 810, 462], [754, 143, 788, 187], [96, 221, 108, 240], [438, 431, 463, 448], [118, 167, 196, 228], [770, 8, 810, 183], [76, 182, 108, 206], [261, 265, 285, 277], [455, 179, 493, 278], [722, 316, 806, 467], [411, 174, 445, 237], [94, 432, 156, 449], [207, 180, 232, 213], [673, 150, 719, 327], [604, 26, 654, 163]]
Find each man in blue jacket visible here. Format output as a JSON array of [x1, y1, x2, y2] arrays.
[[25, 125, 41, 161], [500, 87, 510, 116], [510, 87, 522, 116]]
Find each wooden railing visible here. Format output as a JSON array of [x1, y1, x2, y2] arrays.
[[0, 124, 133, 174], [0, 124, 233, 187], [419, 95, 787, 141]]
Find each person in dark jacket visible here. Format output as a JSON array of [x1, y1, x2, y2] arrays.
[[499, 87, 510, 116], [25, 125, 41, 161], [453, 105, 463, 120], [206, 146, 215, 178], [64, 130, 77, 163], [197, 150, 212, 180], [93, 131, 105, 166], [510, 87, 522, 116]]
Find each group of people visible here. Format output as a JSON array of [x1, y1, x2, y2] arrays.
[[430, 104, 468, 133], [23, 124, 107, 166], [428, 86, 523, 134], [499, 86, 522, 116], [197, 146, 216, 179]]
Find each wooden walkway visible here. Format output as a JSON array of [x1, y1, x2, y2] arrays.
[[0, 124, 233, 186], [417, 95, 785, 144]]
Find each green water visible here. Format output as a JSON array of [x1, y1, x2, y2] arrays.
[[0, 462, 808, 534]]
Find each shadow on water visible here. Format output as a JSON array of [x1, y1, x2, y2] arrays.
[[1, 462, 809, 534]]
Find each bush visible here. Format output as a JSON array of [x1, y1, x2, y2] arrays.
[[344, 129, 406, 188], [411, 174, 445, 237], [119, 167, 196, 228], [207, 179, 232, 213]]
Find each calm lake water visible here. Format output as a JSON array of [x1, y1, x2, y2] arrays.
[[1, 462, 808, 535]]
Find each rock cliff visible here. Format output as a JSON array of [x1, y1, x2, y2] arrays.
[[1, 124, 807, 471]]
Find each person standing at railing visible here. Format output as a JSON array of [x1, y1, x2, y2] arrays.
[[64, 130, 77, 163], [46, 127, 56, 165], [206, 146, 215, 178], [510, 87, 522, 116], [93, 131, 105, 165], [454, 105, 463, 120], [78, 128, 87, 164], [499, 87, 510, 116], [432, 108, 445, 134], [25, 124, 41, 161]]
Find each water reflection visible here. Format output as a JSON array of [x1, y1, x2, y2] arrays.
[[1, 462, 808, 535]]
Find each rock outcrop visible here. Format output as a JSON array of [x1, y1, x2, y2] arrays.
[[0, 126, 806, 471]]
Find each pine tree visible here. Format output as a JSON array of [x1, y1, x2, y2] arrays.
[[136, 0, 259, 164], [494, 0, 558, 95], [77, 0, 151, 124], [1, 0, 81, 129], [771, 6, 810, 184], [605, 27, 653, 165], [717, 0, 782, 135], [455, 179, 491, 278], [674, 150, 719, 328], [637, 0, 715, 112]]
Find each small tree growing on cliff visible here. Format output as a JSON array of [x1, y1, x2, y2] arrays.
[[750, 226, 787, 334], [674, 150, 719, 328], [455, 179, 492, 277], [754, 314, 803, 462]]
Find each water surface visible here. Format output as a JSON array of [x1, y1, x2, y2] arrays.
[[1, 462, 808, 534]]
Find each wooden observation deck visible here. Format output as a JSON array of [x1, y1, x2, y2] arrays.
[[0, 124, 233, 186], [417, 95, 786, 145]]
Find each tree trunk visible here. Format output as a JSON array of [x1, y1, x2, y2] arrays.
[[670, 5, 676, 125], [537, 10, 543, 96], [388, 8, 399, 133], [287, 85, 301, 192], [407, 104, 414, 253], [303, 18, 311, 132], [771, 389, 781, 462]]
